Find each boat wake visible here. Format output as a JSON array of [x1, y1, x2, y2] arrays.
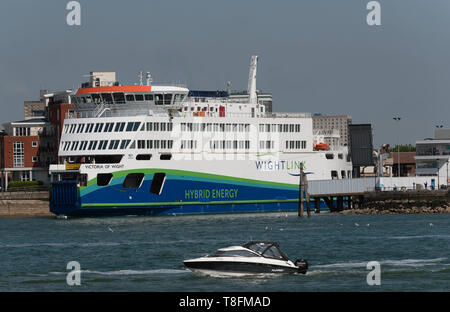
[[49, 268, 190, 276]]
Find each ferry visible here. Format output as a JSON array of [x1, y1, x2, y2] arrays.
[[49, 56, 352, 216]]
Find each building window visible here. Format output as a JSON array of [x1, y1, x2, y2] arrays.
[[32, 141, 38, 147], [13, 142, 24, 167], [32, 156, 39, 163], [21, 171, 30, 181], [14, 127, 30, 136]]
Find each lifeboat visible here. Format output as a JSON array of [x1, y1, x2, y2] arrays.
[[313, 143, 329, 151]]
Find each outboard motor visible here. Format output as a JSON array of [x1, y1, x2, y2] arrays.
[[295, 259, 308, 274]]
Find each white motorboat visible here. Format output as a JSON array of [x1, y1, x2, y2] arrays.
[[183, 241, 308, 276]]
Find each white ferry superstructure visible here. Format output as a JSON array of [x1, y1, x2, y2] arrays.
[[49, 56, 352, 216]]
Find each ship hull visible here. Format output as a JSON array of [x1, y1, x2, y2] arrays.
[[49, 167, 337, 217]]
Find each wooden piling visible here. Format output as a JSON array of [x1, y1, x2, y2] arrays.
[[298, 164, 303, 217], [305, 177, 311, 217]]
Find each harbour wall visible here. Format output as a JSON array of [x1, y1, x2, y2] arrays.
[[341, 190, 450, 214], [0, 191, 51, 217]]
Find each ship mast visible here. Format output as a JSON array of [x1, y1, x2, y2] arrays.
[[247, 55, 258, 105]]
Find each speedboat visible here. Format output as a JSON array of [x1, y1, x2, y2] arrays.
[[183, 241, 308, 276]]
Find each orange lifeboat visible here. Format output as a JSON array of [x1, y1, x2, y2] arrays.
[[314, 143, 330, 151]]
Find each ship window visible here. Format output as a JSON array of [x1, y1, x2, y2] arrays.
[[94, 123, 104, 132], [135, 94, 144, 101], [98, 140, 108, 150], [97, 173, 113, 186], [144, 94, 153, 101], [108, 140, 120, 150], [164, 94, 172, 105], [150, 173, 166, 195], [78, 124, 86, 133], [120, 139, 131, 149], [331, 171, 338, 179], [160, 154, 171, 160], [101, 93, 113, 104], [92, 93, 101, 104], [88, 140, 98, 150], [85, 123, 94, 133], [155, 94, 163, 105], [104, 122, 114, 132], [137, 140, 145, 149], [326, 153, 334, 159], [126, 122, 141, 132], [114, 122, 126, 132], [113, 92, 125, 104], [80, 141, 88, 150], [126, 94, 135, 102], [136, 154, 152, 160], [122, 173, 145, 189]]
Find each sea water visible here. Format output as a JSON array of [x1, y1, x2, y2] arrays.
[[0, 212, 448, 291]]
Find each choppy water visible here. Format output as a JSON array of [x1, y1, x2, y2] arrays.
[[0, 212, 448, 291]]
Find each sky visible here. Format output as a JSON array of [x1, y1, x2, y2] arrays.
[[0, 0, 449, 147]]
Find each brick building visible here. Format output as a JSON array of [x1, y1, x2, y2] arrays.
[[0, 90, 74, 190], [0, 119, 48, 187]]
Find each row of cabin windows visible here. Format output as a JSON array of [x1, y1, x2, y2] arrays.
[[259, 141, 275, 149], [65, 121, 142, 134], [210, 140, 251, 150], [142, 122, 173, 131], [181, 123, 250, 132], [62, 139, 131, 151], [74, 93, 186, 105], [65, 121, 174, 134], [285, 140, 307, 149], [62, 139, 174, 151], [137, 140, 174, 149], [96, 172, 166, 195], [259, 124, 301, 133]]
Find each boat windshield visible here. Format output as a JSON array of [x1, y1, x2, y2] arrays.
[[207, 250, 258, 258], [243, 242, 289, 261]]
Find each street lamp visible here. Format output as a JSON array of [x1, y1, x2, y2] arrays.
[[393, 117, 401, 178]]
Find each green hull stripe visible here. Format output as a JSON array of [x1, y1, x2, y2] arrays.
[[81, 198, 299, 208], [84, 168, 297, 188]]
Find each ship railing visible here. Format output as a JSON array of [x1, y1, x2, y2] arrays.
[[263, 112, 312, 118]]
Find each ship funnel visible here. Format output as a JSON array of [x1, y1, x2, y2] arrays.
[[247, 55, 258, 104]]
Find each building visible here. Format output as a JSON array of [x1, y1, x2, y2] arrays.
[[0, 90, 74, 190], [415, 128, 450, 187], [390, 152, 416, 177], [0, 118, 48, 188], [42, 90, 74, 164], [312, 114, 352, 146]]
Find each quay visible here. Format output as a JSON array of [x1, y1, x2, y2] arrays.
[[0, 190, 51, 217], [300, 176, 450, 215]]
